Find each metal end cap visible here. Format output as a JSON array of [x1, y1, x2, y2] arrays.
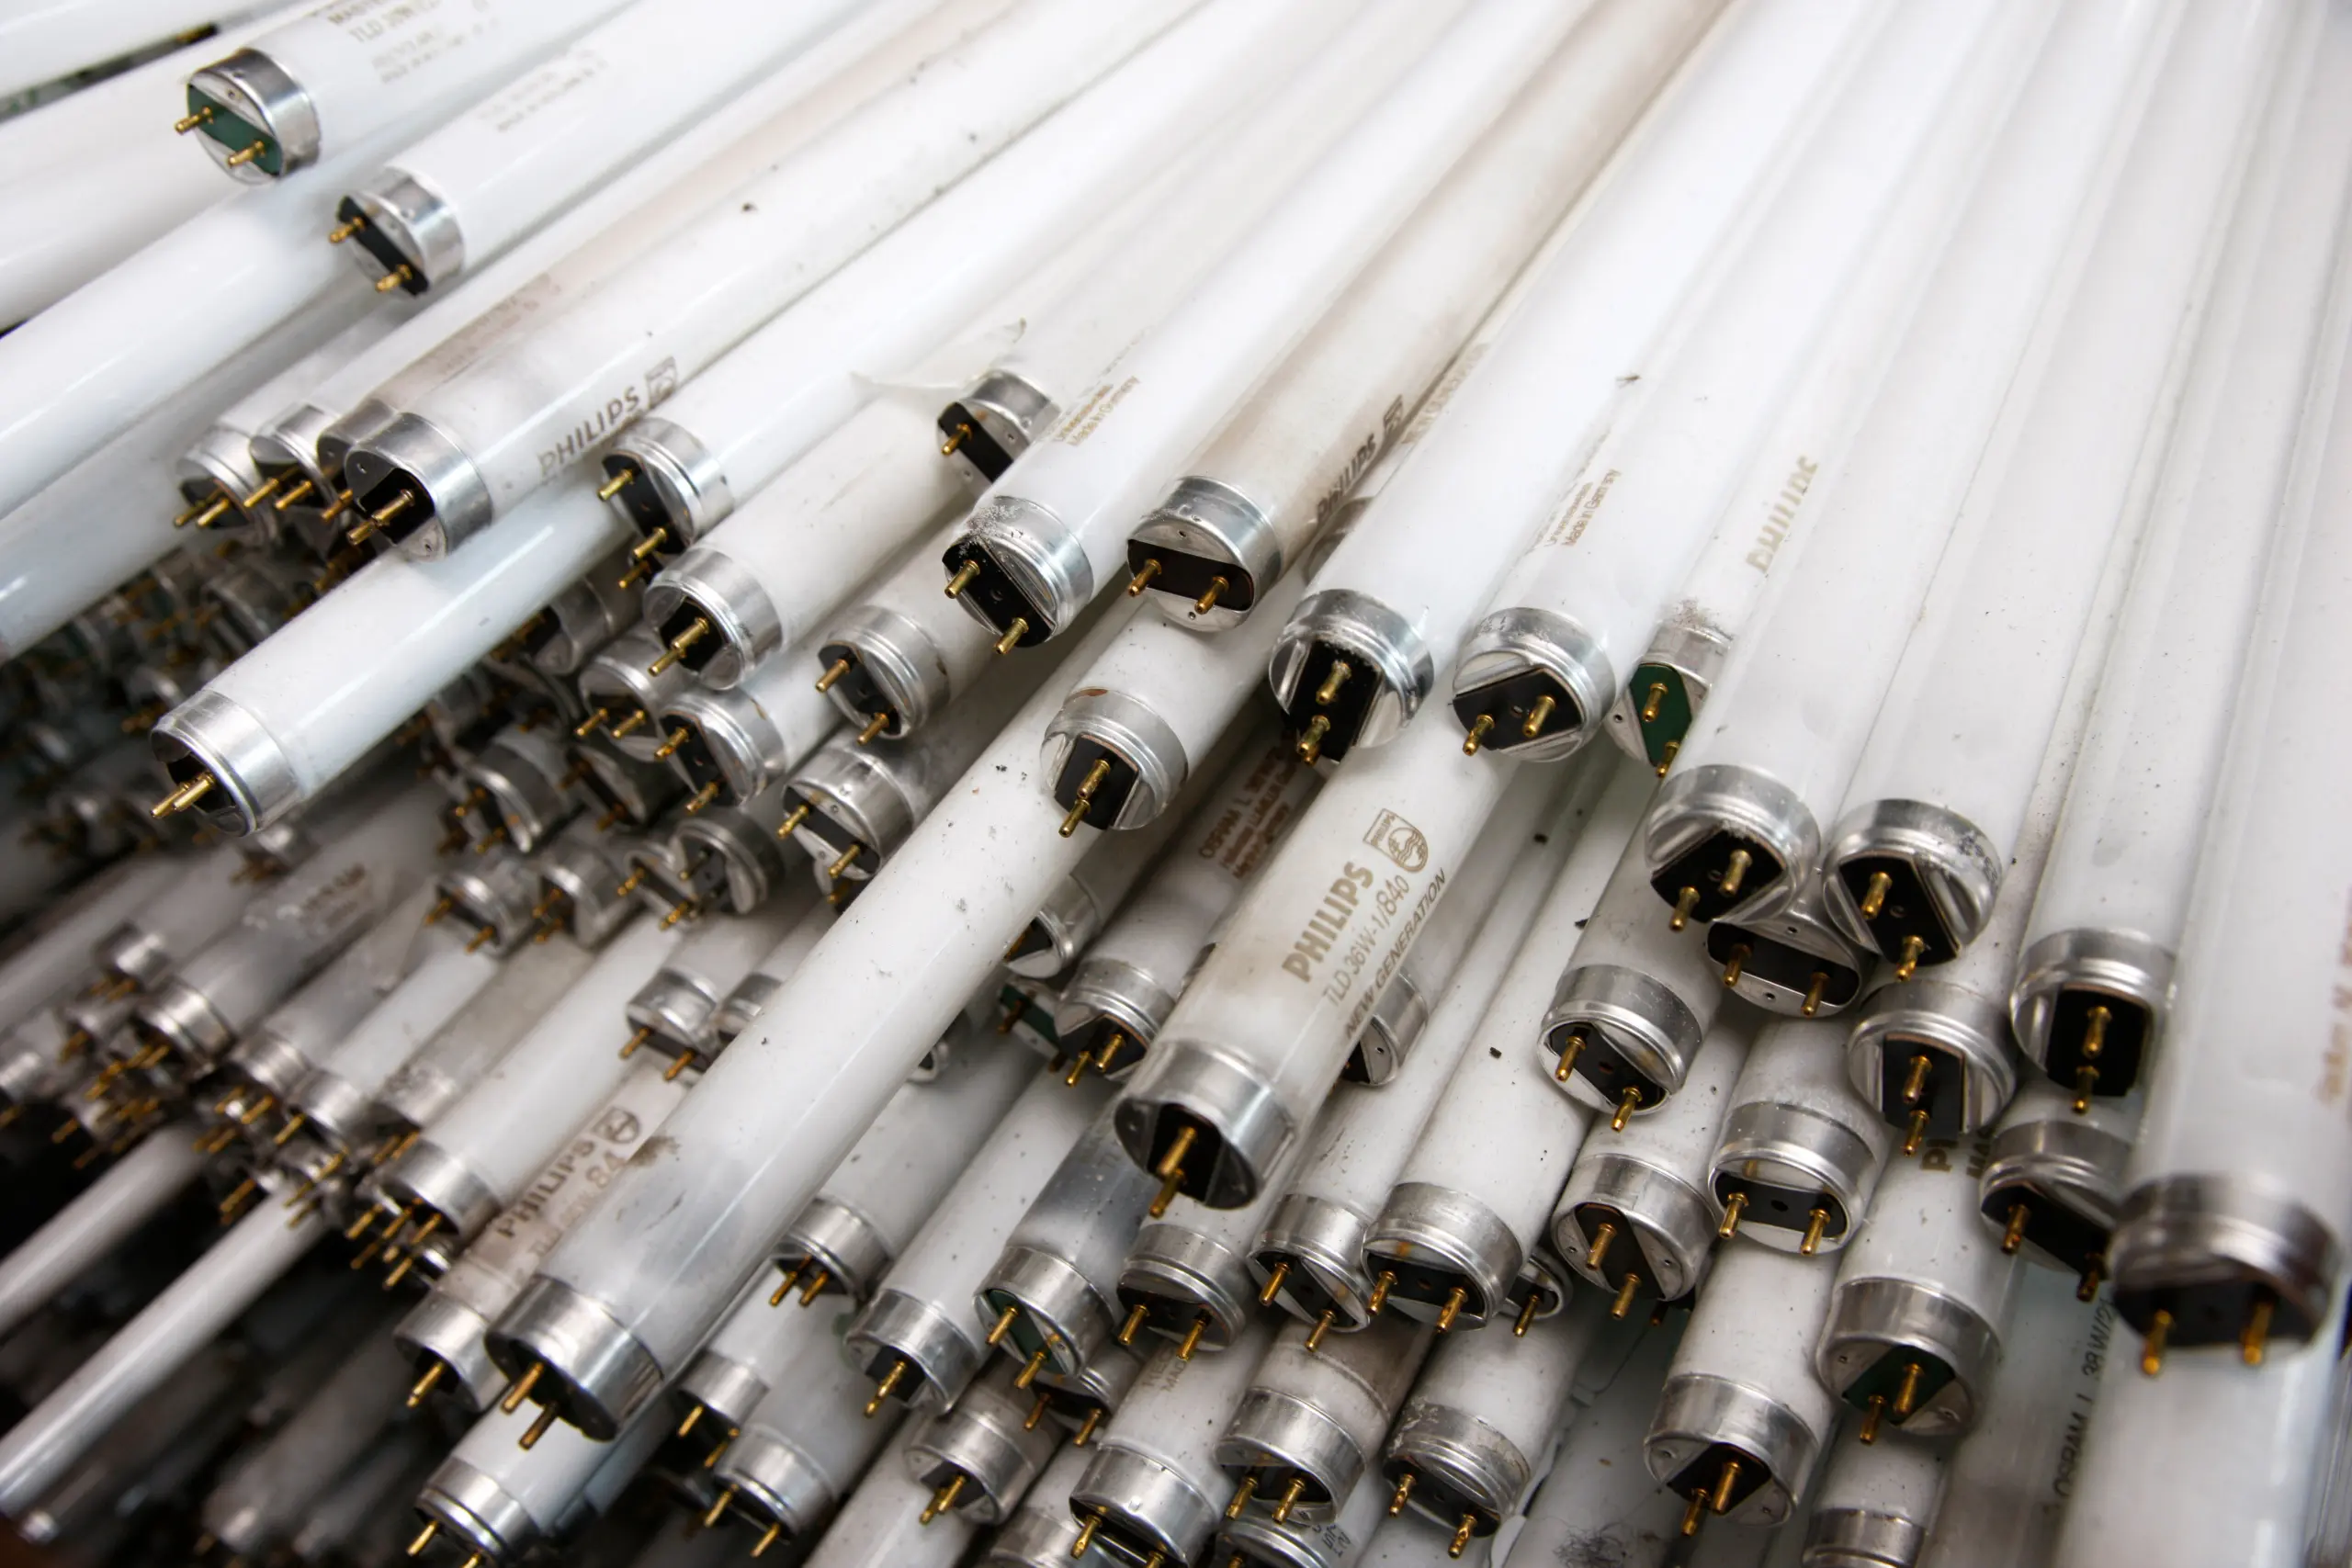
[[908, 1376, 1062, 1526], [418, 1457, 537, 1564], [1255, 1194, 1372, 1329], [1385, 1400, 1532, 1528], [956, 495, 1090, 638], [1451, 605, 1610, 762], [1128, 475, 1278, 631], [2007, 927, 2172, 1072], [1816, 1277, 2001, 1436], [1844, 978, 2018, 1138], [1362, 1183, 1521, 1327], [344, 412, 491, 559], [1555, 1151, 1715, 1303], [1069, 1443, 1216, 1567], [343, 169, 463, 286], [2109, 1173, 2344, 1348], [1266, 590, 1430, 753], [1052, 959, 1173, 1066], [132, 976, 234, 1066], [1215, 1389, 1363, 1520], [644, 547, 772, 689], [1711, 1101, 1886, 1255], [778, 1195, 893, 1303], [845, 1290, 981, 1414], [187, 50, 316, 176], [1804, 1505, 1929, 1568], [1351, 974, 1429, 1088], [1821, 800, 2002, 958], [1644, 1371, 1823, 1527], [152, 689, 300, 835], [1116, 1223, 1250, 1351], [1979, 1107, 2131, 1256], [485, 1275, 666, 1441], [608, 417, 730, 541], [678, 1354, 769, 1441], [820, 604, 945, 734], [717, 1427, 835, 1538], [381, 1139, 500, 1245], [981, 1245, 1114, 1377], [1645, 764, 1816, 925], [946, 371, 1054, 480], [1115, 1040, 1296, 1210], [395, 1293, 502, 1411], [1043, 690, 1189, 831], [1544, 964, 1705, 1104]]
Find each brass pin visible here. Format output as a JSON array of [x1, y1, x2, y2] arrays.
[[1555, 1030, 1585, 1084], [1449, 1514, 1476, 1558], [752, 1523, 782, 1557], [1711, 1459, 1741, 1516], [2070, 1065, 2098, 1114], [1150, 1124, 1196, 1218], [217, 1176, 257, 1216], [1894, 935, 1925, 980], [944, 561, 981, 599], [1902, 1108, 1928, 1156], [499, 1361, 544, 1415], [661, 900, 698, 931], [1389, 1472, 1416, 1517], [467, 924, 498, 953], [1071, 1511, 1104, 1556], [921, 1472, 965, 1525], [1722, 944, 1748, 987], [1461, 714, 1493, 756], [236, 1091, 275, 1125], [1640, 682, 1668, 724], [1435, 1287, 1466, 1333], [407, 1361, 446, 1408], [684, 782, 720, 816], [940, 423, 971, 457], [1891, 1360, 1924, 1420], [1060, 758, 1113, 837], [1669, 886, 1699, 931], [1072, 1405, 1102, 1448], [1584, 1223, 1615, 1272], [993, 618, 1027, 656], [151, 772, 217, 818], [1306, 1309, 1335, 1352], [1272, 1477, 1306, 1524], [1025, 1391, 1050, 1430], [825, 842, 862, 880], [1118, 1303, 1148, 1345], [1681, 1491, 1707, 1538], [1259, 1262, 1289, 1307], [1192, 577, 1227, 615], [1717, 1191, 1747, 1240], [797, 1267, 829, 1306], [1314, 661, 1351, 706], [1515, 1291, 1541, 1336], [1367, 1271, 1395, 1316], [1225, 1477, 1256, 1520], [702, 1486, 736, 1529], [988, 1303, 1019, 1347], [1125, 559, 1162, 596], [176, 493, 231, 529], [615, 867, 649, 898], [1611, 1088, 1641, 1133], [271, 1111, 309, 1147], [1800, 1206, 1830, 1256], [611, 709, 650, 739], [1902, 1054, 1932, 1105], [2077, 1257, 2103, 1302], [854, 712, 889, 745], [815, 657, 852, 694], [597, 468, 636, 502], [1611, 1273, 1641, 1320], [1860, 1393, 1885, 1445], [345, 1208, 382, 1242], [2081, 1004, 2109, 1058], [328, 216, 366, 243], [649, 619, 710, 675], [573, 706, 611, 739], [663, 1051, 695, 1082], [1178, 1313, 1209, 1360], [1802, 972, 1828, 1018], [374, 265, 414, 294], [1997, 1203, 2030, 1256], [769, 1262, 803, 1307], [2243, 1296, 2274, 1367], [1522, 694, 1555, 739], [407, 1522, 438, 1557], [225, 139, 267, 168], [1719, 849, 1752, 900], [1858, 872, 1892, 919], [240, 475, 283, 508], [865, 1359, 906, 1416], [1014, 1348, 1047, 1389], [1295, 714, 1330, 763], [175, 107, 215, 134]]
